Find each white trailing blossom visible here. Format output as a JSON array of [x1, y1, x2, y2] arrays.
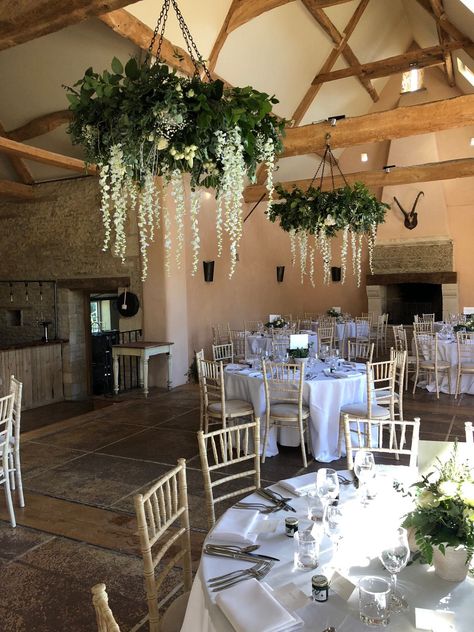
[[368, 222, 377, 274], [215, 127, 246, 278], [109, 144, 128, 263], [170, 170, 186, 270], [162, 181, 172, 276], [298, 232, 308, 285], [98, 162, 111, 251], [215, 196, 223, 258], [341, 225, 349, 284], [190, 189, 201, 275], [309, 241, 315, 288], [351, 230, 357, 276], [289, 229, 297, 266], [257, 134, 276, 212], [319, 231, 332, 285], [356, 233, 363, 288]]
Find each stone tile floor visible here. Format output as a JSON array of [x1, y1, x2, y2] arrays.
[[1, 384, 473, 631]]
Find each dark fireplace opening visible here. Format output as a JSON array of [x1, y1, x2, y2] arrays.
[[386, 283, 442, 324]]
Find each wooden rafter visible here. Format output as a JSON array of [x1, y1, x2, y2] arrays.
[[310, 41, 466, 85], [227, 0, 295, 32], [8, 111, 72, 142], [244, 157, 474, 202], [292, 0, 370, 126], [416, 0, 474, 60], [430, 0, 455, 86], [0, 0, 141, 51], [301, 0, 377, 102], [0, 180, 35, 201], [282, 95, 474, 156], [0, 136, 96, 175], [208, 0, 240, 72], [0, 122, 34, 184]]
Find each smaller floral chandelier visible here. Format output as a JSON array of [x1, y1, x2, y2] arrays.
[[267, 137, 388, 287], [65, 0, 285, 281]]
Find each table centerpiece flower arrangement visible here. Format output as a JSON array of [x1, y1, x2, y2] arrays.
[[326, 308, 340, 317], [454, 317, 474, 333], [265, 317, 287, 329], [64, 1, 285, 281], [399, 445, 474, 581]]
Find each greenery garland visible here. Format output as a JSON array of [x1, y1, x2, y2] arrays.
[[65, 58, 285, 279], [267, 182, 389, 286]]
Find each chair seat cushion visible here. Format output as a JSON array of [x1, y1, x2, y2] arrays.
[[208, 399, 253, 416], [161, 591, 190, 632], [270, 403, 310, 419], [420, 361, 450, 369], [340, 402, 390, 418]]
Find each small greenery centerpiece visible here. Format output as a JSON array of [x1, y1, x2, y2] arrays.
[[268, 181, 388, 287], [400, 446, 474, 568], [454, 317, 474, 333], [65, 2, 285, 281], [327, 308, 339, 317], [288, 347, 310, 359], [265, 317, 287, 329]]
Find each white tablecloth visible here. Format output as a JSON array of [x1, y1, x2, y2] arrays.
[[224, 362, 366, 462], [420, 339, 474, 395], [181, 468, 473, 632]]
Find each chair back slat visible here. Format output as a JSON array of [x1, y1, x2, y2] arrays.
[[347, 341, 374, 363], [343, 415, 420, 470], [198, 422, 260, 528], [134, 459, 192, 632], [212, 342, 234, 364]]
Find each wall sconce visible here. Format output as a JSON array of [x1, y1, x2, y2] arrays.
[[331, 266, 342, 282], [203, 260, 215, 283], [276, 266, 285, 283]]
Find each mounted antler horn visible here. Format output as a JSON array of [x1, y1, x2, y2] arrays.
[[393, 191, 424, 230]]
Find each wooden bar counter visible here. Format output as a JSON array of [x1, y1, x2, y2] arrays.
[[0, 340, 65, 409]]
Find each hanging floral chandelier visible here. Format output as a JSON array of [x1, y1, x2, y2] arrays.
[[65, 0, 285, 280], [267, 142, 389, 287]]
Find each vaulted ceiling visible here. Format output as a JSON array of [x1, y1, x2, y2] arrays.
[[0, 0, 473, 192]]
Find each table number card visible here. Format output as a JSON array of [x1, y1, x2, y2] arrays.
[[329, 571, 356, 601], [269, 314, 281, 323], [290, 334, 309, 349]]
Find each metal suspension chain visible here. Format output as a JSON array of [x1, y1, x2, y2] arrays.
[[146, 0, 212, 81]]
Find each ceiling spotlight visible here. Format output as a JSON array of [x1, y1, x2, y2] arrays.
[[328, 114, 346, 127], [361, 153, 368, 162], [383, 165, 396, 173]]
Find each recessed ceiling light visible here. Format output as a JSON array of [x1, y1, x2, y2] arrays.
[[361, 153, 368, 162]]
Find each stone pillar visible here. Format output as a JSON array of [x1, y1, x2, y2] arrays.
[[442, 283, 459, 321], [366, 285, 386, 318], [57, 288, 88, 400]]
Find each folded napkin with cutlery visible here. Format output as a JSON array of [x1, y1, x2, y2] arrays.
[[208, 508, 260, 545], [278, 473, 315, 497], [323, 368, 359, 378], [225, 363, 249, 371], [216, 579, 303, 632]]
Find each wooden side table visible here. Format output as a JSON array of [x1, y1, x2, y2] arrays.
[[112, 341, 174, 396]]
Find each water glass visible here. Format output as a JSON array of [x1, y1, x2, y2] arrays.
[[354, 451, 376, 506], [294, 530, 319, 570], [359, 576, 391, 627], [306, 490, 324, 522], [316, 468, 339, 507]]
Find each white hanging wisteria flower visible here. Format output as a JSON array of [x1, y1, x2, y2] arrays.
[[108, 144, 128, 263], [216, 127, 246, 278], [341, 225, 349, 284], [215, 195, 223, 258], [98, 162, 111, 251], [256, 134, 276, 213], [356, 233, 363, 287], [162, 181, 172, 276], [170, 170, 186, 270], [289, 229, 297, 266], [368, 222, 377, 274], [309, 242, 315, 288], [189, 189, 201, 275], [298, 232, 308, 285]]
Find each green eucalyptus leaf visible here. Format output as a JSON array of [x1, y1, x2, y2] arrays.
[[111, 57, 123, 75]]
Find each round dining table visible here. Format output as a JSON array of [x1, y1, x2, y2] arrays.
[[417, 337, 474, 395], [224, 361, 367, 463], [180, 468, 472, 632]]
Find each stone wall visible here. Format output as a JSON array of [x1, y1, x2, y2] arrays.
[[0, 281, 56, 345], [372, 239, 454, 274], [0, 177, 143, 400]]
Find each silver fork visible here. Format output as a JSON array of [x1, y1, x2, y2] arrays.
[[234, 501, 281, 513], [209, 561, 272, 591]]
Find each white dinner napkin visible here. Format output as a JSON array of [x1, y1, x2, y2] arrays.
[[225, 363, 248, 371], [323, 368, 359, 378], [208, 508, 260, 545], [216, 579, 303, 632], [278, 472, 315, 496]]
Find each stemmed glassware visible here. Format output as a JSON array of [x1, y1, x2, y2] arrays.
[[379, 527, 410, 613], [316, 468, 339, 510], [324, 501, 344, 558], [353, 451, 375, 506]]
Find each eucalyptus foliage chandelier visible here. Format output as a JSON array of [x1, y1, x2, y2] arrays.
[[268, 141, 389, 287], [65, 0, 284, 280]]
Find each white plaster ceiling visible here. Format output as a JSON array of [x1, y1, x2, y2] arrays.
[[0, 0, 473, 183]]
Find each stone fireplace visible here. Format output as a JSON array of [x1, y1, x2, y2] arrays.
[[366, 238, 459, 321]]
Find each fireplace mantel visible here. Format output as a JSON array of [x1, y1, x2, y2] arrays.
[[367, 272, 457, 286]]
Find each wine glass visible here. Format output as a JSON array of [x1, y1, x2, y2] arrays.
[[379, 527, 410, 612], [316, 468, 339, 510], [353, 451, 375, 506], [324, 501, 344, 557]]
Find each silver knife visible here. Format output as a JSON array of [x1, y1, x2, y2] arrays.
[[257, 488, 296, 513]]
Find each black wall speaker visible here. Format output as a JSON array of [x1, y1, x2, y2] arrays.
[[276, 266, 285, 283], [203, 260, 215, 282], [331, 266, 342, 282]]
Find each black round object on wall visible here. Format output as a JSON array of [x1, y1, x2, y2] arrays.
[[116, 292, 140, 317]]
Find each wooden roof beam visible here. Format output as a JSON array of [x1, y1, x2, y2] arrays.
[[283, 94, 474, 156], [8, 111, 73, 142], [0, 0, 141, 51], [430, 0, 456, 86], [416, 0, 474, 60], [0, 179, 35, 201], [301, 1, 377, 102], [227, 1, 295, 32], [311, 41, 466, 84], [0, 136, 96, 174], [0, 122, 34, 184], [292, 0, 370, 126], [244, 157, 474, 202]]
